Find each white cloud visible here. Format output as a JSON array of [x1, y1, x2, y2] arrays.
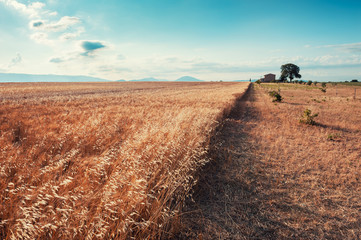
[[8, 52, 22, 67], [117, 54, 126, 60], [1, 0, 83, 47], [49, 52, 77, 64], [321, 42, 361, 53], [0, 0, 45, 18], [30, 16, 80, 32], [30, 32, 54, 45], [59, 27, 85, 41], [98, 65, 132, 73], [49, 57, 64, 63]]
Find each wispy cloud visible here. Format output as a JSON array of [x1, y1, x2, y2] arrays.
[[30, 16, 80, 32], [98, 65, 132, 73], [1, 0, 85, 50], [321, 42, 361, 53], [117, 54, 126, 60], [0, 0, 45, 18], [30, 32, 53, 45], [8, 53, 22, 67], [59, 27, 85, 41], [49, 57, 64, 63]]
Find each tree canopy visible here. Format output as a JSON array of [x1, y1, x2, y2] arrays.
[[280, 63, 301, 82]]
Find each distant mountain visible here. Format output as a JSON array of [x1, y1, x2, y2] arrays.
[[129, 77, 168, 82], [117, 79, 126, 82], [175, 76, 203, 82], [0, 73, 109, 82]]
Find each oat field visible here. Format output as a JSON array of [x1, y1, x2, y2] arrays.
[[0, 81, 249, 239]]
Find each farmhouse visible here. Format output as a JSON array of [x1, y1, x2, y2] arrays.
[[260, 73, 276, 82]]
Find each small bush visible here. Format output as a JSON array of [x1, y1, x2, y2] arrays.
[[299, 108, 318, 125], [255, 79, 261, 84], [327, 133, 341, 141], [321, 82, 327, 88], [307, 80, 313, 86], [268, 91, 282, 102]]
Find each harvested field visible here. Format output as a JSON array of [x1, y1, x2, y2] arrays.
[[0, 81, 249, 239], [180, 83, 361, 239]]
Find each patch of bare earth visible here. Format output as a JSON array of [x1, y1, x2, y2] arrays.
[[179, 83, 361, 239]]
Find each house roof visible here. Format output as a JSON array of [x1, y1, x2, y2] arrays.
[[264, 73, 275, 76]]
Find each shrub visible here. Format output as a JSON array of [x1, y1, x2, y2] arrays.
[[351, 79, 358, 82], [299, 108, 318, 125], [307, 80, 313, 86], [268, 91, 283, 102], [327, 133, 341, 141], [313, 81, 318, 86], [319, 82, 327, 93], [255, 79, 261, 84]]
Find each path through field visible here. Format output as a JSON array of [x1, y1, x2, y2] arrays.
[[179, 84, 361, 239], [180, 85, 279, 239]]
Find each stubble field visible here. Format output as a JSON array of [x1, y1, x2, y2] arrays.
[[180, 82, 361, 239], [0, 81, 249, 239]]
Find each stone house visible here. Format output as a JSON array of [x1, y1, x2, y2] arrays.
[[260, 73, 276, 82]]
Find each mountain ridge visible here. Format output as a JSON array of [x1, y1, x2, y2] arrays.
[[0, 73, 207, 82], [0, 73, 109, 82]]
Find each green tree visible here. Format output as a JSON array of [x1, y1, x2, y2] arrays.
[[280, 63, 302, 82]]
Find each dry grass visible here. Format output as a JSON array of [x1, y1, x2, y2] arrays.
[[0, 81, 249, 239], [180, 83, 361, 239]]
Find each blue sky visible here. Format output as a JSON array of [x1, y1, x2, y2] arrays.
[[1, 0, 361, 81]]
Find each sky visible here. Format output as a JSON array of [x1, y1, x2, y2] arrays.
[[0, 0, 361, 81]]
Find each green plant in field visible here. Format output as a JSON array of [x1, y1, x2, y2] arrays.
[[299, 108, 318, 125], [319, 82, 327, 93], [268, 90, 282, 102], [327, 133, 341, 141], [312, 98, 321, 103], [255, 79, 261, 84], [307, 80, 313, 86]]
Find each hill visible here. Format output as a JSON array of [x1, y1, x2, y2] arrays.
[[175, 76, 203, 82], [129, 77, 167, 82]]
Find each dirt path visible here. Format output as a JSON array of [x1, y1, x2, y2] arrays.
[[179, 85, 281, 239], [178, 84, 361, 239]]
